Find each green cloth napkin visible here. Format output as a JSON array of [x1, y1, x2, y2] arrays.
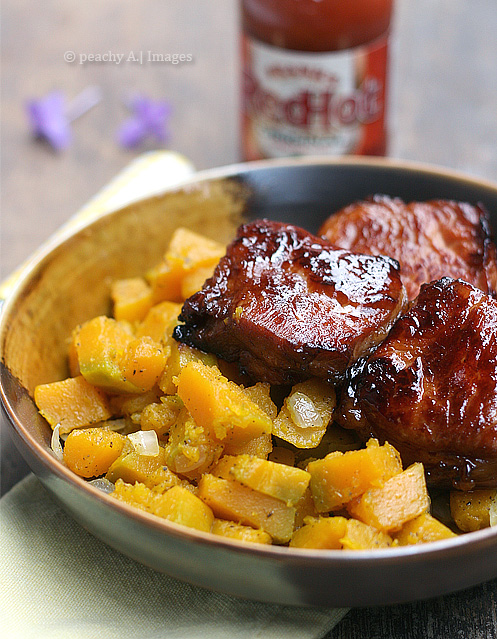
[[0, 475, 348, 639]]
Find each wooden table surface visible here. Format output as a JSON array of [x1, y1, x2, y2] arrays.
[[1, 0, 497, 636]]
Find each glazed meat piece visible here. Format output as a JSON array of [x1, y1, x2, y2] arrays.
[[174, 220, 407, 385], [338, 277, 497, 489], [319, 195, 497, 300]]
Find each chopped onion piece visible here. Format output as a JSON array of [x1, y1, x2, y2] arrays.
[[127, 429, 160, 456], [88, 478, 115, 494], [287, 392, 325, 430], [50, 424, 64, 461], [490, 495, 497, 527]]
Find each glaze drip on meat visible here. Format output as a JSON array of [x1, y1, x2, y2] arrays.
[[174, 219, 407, 385], [338, 278, 497, 489], [319, 196, 497, 300]]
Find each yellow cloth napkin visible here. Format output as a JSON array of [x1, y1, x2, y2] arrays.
[[1, 152, 348, 637], [0, 475, 348, 638]]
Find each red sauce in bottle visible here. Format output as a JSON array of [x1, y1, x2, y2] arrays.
[[240, 0, 395, 160]]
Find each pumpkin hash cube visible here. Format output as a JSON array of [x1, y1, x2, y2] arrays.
[[34, 375, 112, 434], [176, 360, 272, 445], [307, 439, 402, 512], [213, 454, 310, 506], [197, 473, 295, 543], [75, 316, 166, 393], [347, 462, 430, 532], [146, 227, 225, 303], [63, 427, 126, 478], [112, 481, 214, 532], [111, 277, 153, 323], [273, 379, 335, 449]]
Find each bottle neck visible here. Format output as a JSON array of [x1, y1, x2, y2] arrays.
[[241, 0, 394, 52]]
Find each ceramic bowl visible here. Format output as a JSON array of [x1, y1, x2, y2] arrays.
[[2, 157, 497, 607]]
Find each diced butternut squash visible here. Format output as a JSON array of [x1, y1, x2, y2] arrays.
[[111, 277, 153, 323], [273, 379, 335, 449], [198, 474, 295, 543], [307, 439, 403, 512], [177, 361, 272, 446], [394, 513, 457, 545], [165, 408, 223, 480], [63, 427, 126, 478], [146, 228, 225, 303], [112, 481, 214, 532], [243, 383, 278, 421], [159, 341, 217, 395], [76, 316, 166, 393], [120, 337, 167, 393], [348, 463, 430, 532], [290, 516, 348, 549], [106, 446, 167, 485], [214, 454, 310, 506], [211, 519, 272, 545], [136, 301, 182, 343], [181, 264, 217, 299], [450, 489, 497, 532], [140, 396, 183, 438], [340, 519, 393, 550], [34, 375, 112, 434]]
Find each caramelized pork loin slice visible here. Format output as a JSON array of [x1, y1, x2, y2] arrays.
[[338, 277, 497, 489], [319, 196, 497, 300], [174, 219, 407, 385]]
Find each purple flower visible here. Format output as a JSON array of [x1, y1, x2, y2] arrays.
[[26, 91, 72, 151], [117, 95, 172, 149]]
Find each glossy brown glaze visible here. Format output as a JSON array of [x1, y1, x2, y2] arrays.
[[319, 196, 497, 300], [174, 219, 406, 385], [338, 278, 497, 488]]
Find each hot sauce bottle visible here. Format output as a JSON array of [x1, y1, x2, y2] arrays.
[[240, 0, 394, 159]]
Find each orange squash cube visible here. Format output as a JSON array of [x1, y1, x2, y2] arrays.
[[340, 518, 393, 550], [111, 277, 153, 323], [348, 463, 430, 532], [211, 519, 272, 545], [63, 427, 126, 478], [197, 473, 295, 543], [394, 513, 457, 545], [136, 301, 182, 343], [34, 375, 112, 434], [290, 516, 348, 549], [213, 454, 310, 506], [112, 481, 214, 532], [176, 361, 272, 446], [307, 439, 403, 512]]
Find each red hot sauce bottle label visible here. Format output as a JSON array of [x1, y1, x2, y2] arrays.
[[241, 34, 389, 159]]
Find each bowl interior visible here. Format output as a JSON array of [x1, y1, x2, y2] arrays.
[[2, 157, 497, 607]]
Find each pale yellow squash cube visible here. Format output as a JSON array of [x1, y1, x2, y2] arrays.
[[394, 513, 457, 545], [348, 463, 430, 533], [273, 379, 335, 449], [307, 439, 403, 512], [213, 454, 310, 506], [34, 375, 112, 434], [176, 361, 272, 446], [198, 473, 295, 543], [111, 277, 153, 323], [211, 519, 272, 545]]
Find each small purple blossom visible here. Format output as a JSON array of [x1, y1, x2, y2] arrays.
[[117, 95, 172, 149], [26, 90, 72, 151]]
